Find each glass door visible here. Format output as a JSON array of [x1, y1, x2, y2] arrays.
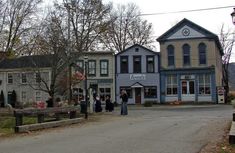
[[181, 80, 195, 101]]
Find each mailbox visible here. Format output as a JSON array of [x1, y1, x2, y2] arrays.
[[217, 86, 225, 104]]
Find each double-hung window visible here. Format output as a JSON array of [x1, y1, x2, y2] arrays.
[[198, 43, 207, 65], [183, 44, 190, 66], [21, 73, 27, 84], [120, 56, 128, 73], [167, 45, 175, 67], [147, 56, 154, 73], [35, 91, 41, 102], [133, 56, 141, 73], [88, 60, 96, 76], [100, 60, 108, 76], [7, 73, 13, 84]]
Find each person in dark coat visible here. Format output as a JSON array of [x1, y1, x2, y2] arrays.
[[95, 96, 102, 112], [120, 90, 128, 115], [105, 95, 113, 112], [46, 96, 53, 107]]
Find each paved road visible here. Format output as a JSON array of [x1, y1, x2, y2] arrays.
[[0, 105, 233, 153]]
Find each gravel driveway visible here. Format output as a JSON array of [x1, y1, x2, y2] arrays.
[[0, 105, 233, 153]]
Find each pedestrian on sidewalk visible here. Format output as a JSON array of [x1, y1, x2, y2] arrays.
[[105, 95, 114, 112], [95, 96, 102, 112], [120, 90, 128, 115]]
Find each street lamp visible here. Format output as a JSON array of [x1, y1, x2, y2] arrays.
[[231, 8, 235, 25], [84, 56, 88, 119]]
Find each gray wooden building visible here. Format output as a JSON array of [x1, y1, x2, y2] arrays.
[[115, 44, 160, 104]]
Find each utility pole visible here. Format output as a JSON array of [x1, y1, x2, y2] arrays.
[[84, 56, 88, 119]]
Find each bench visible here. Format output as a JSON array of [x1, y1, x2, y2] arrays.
[[14, 106, 84, 133]]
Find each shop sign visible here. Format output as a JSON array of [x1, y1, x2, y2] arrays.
[[130, 74, 146, 80]]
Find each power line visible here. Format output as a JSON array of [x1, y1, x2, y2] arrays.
[[139, 6, 234, 16]]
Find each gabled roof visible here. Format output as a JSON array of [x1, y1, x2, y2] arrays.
[[157, 18, 223, 55], [130, 82, 144, 88], [115, 44, 159, 56], [0, 54, 53, 69]]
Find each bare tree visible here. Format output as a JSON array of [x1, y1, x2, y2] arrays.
[[27, 7, 70, 102], [0, 0, 42, 56], [220, 24, 235, 102], [62, 0, 112, 53], [100, 3, 154, 52]]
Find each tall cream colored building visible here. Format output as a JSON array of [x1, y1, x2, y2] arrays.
[[157, 18, 223, 103]]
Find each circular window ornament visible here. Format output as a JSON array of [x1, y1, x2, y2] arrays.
[[182, 28, 190, 36]]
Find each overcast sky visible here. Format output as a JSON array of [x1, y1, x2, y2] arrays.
[[45, 0, 235, 61], [103, 0, 235, 61]]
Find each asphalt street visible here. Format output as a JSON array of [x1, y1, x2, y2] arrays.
[[0, 105, 233, 153]]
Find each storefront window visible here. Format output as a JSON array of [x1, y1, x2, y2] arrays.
[[199, 74, 211, 95], [166, 75, 177, 95], [99, 88, 111, 101], [144, 86, 157, 98]]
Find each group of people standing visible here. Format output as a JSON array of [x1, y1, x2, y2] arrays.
[[94, 89, 128, 116], [94, 95, 114, 113]]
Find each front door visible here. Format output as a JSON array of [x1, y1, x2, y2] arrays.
[[135, 88, 141, 104], [181, 80, 195, 101]]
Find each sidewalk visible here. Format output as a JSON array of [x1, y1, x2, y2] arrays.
[[110, 103, 224, 110]]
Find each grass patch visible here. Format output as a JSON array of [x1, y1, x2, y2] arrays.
[[0, 116, 37, 135]]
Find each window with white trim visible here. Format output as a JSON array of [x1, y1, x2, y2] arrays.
[[147, 56, 154, 73], [182, 44, 190, 66], [21, 73, 27, 83], [144, 86, 157, 98], [199, 74, 211, 95], [198, 43, 207, 65], [166, 75, 178, 95], [99, 88, 111, 101], [35, 91, 41, 102], [100, 60, 108, 76], [7, 73, 13, 84], [88, 60, 96, 76], [167, 45, 175, 66]]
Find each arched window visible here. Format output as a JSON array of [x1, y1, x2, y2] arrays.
[[182, 44, 190, 66], [167, 45, 175, 66], [198, 43, 207, 65]]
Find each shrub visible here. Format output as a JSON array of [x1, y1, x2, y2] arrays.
[[144, 101, 153, 107]]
